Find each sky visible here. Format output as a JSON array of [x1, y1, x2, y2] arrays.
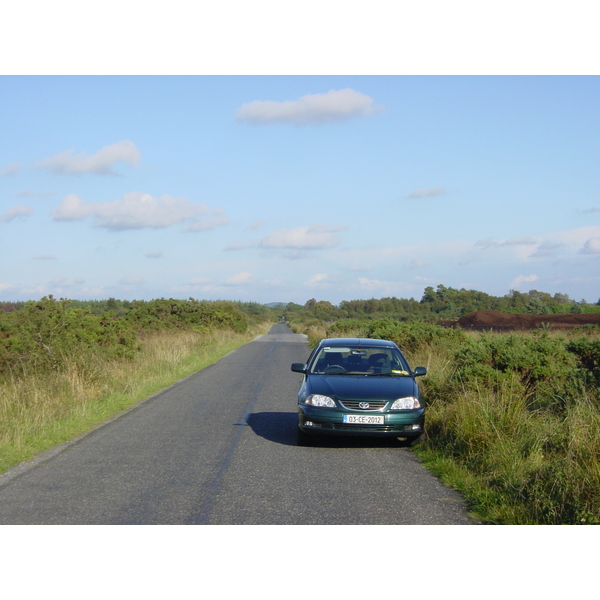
[[1, 0, 598, 582], [1, 75, 599, 306], [1, 1, 599, 307]]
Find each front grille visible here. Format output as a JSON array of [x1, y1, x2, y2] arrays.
[[332, 423, 395, 432], [338, 400, 387, 411]]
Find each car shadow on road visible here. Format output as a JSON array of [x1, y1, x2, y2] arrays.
[[245, 412, 298, 446], [246, 412, 413, 449]]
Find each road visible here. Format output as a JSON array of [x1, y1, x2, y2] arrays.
[[0, 323, 476, 524]]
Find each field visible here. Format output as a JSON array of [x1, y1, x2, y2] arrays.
[[455, 309, 600, 331], [2, 288, 599, 524], [288, 303, 600, 525], [0, 297, 277, 473]]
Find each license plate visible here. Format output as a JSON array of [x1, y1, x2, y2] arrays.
[[343, 414, 384, 425]]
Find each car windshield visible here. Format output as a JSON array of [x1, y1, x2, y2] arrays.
[[309, 345, 411, 375]]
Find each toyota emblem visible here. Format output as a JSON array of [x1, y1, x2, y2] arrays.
[[359, 402, 370, 409]]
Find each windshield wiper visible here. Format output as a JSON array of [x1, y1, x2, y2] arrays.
[[317, 371, 366, 376], [365, 371, 412, 377]]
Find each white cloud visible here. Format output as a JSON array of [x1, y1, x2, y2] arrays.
[[52, 194, 89, 221], [1, 162, 21, 176], [510, 274, 539, 289], [52, 192, 228, 231], [0, 283, 15, 292], [180, 211, 230, 232], [1, 205, 33, 222], [247, 220, 266, 231], [306, 273, 329, 286], [226, 223, 345, 255], [358, 277, 387, 290], [263, 279, 283, 287], [547, 226, 600, 249], [49, 276, 84, 287], [473, 228, 600, 262], [224, 239, 253, 251], [356, 277, 420, 297], [406, 187, 447, 199], [36, 140, 140, 175], [223, 271, 253, 286], [503, 237, 539, 246], [259, 223, 344, 250], [475, 236, 538, 248], [334, 240, 471, 266], [236, 89, 375, 125], [531, 241, 565, 258], [581, 237, 600, 255], [189, 277, 212, 286]]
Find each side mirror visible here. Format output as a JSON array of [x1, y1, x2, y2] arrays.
[[413, 366, 427, 377], [291, 363, 308, 374]]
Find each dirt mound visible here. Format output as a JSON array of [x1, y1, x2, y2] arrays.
[[456, 310, 600, 331]]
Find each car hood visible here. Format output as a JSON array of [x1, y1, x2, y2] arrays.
[[306, 374, 418, 401]]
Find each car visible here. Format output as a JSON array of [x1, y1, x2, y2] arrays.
[[291, 338, 427, 446]]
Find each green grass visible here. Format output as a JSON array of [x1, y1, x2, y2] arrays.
[[0, 324, 271, 475], [291, 321, 600, 524], [410, 341, 600, 524]]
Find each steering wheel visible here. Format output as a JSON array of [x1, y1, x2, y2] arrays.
[[323, 364, 346, 374]]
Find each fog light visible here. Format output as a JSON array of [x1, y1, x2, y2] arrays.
[[411, 424, 421, 430]]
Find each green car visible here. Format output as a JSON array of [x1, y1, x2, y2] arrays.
[[291, 338, 427, 446]]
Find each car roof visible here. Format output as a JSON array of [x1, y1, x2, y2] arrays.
[[318, 338, 397, 348]]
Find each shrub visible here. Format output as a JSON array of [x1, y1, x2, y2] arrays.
[[325, 319, 367, 338], [124, 299, 248, 333], [366, 319, 468, 354], [450, 331, 580, 412], [566, 337, 600, 387], [0, 296, 139, 375]]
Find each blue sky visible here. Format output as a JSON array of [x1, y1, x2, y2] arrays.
[[1, 75, 598, 305]]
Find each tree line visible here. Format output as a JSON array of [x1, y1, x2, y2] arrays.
[[283, 285, 600, 323]]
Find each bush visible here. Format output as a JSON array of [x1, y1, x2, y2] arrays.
[[0, 296, 139, 375], [325, 319, 367, 338], [124, 299, 248, 333], [450, 331, 581, 412], [366, 319, 468, 354], [566, 337, 600, 386]]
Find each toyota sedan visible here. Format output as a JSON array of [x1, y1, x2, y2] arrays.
[[291, 338, 427, 445]]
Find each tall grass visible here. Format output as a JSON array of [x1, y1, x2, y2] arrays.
[[291, 319, 600, 524], [408, 331, 600, 524], [0, 324, 270, 474]]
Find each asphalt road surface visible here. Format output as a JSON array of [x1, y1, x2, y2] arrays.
[[0, 324, 476, 524]]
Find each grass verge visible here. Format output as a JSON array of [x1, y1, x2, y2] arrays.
[[0, 323, 271, 475], [290, 322, 600, 524], [409, 340, 600, 524]]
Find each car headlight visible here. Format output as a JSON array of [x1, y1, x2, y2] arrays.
[[391, 396, 421, 410], [304, 394, 336, 408]]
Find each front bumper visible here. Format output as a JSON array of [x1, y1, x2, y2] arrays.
[[298, 405, 425, 438]]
